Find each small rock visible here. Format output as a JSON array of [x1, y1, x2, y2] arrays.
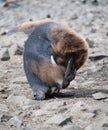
[[102, 117, 108, 127], [45, 114, 72, 126], [10, 44, 23, 55], [92, 92, 108, 100], [32, 109, 49, 116], [82, 112, 96, 119], [72, 101, 88, 111], [86, 38, 95, 48], [92, 0, 98, 5], [0, 93, 8, 99], [14, 45, 23, 55], [81, 81, 95, 86], [46, 14, 51, 18], [29, 19, 33, 21], [69, 80, 78, 88], [1, 32, 7, 35], [81, 0, 86, 4], [12, 77, 28, 84], [70, 101, 96, 120], [0, 48, 10, 61], [9, 116, 23, 128], [0, 115, 12, 122], [0, 86, 11, 94], [42, 101, 65, 110], [63, 125, 82, 130], [0, 86, 5, 92], [21, 104, 39, 110], [84, 124, 104, 130], [70, 14, 78, 20], [91, 28, 97, 33], [0, 104, 9, 112], [0, 86, 11, 99], [7, 94, 38, 108]]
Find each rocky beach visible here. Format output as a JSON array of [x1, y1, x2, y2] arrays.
[[0, 0, 108, 130]]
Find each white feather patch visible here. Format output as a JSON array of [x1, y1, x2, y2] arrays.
[[51, 55, 56, 65]]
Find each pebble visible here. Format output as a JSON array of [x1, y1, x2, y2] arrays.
[[46, 14, 51, 18], [69, 101, 97, 121], [82, 112, 96, 119], [0, 86, 10, 99], [84, 124, 105, 130], [81, 81, 95, 86], [0, 93, 8, 99], [0, 115, 12, 122], [12, 77, 28, 84], [42, 101, 65, 110], [9, 44, 23, 55], [102, 117, 108, 127], [9, 116, 23, 128], [81, 0, 86, 4], [63, 125, 82, 130], [7, 94, 38, 108], [32, 109, 50, 117], [1, 32, 7, 35], [91, 28, 97, 33], [70, 14, 78, 20], [21, 104, 39, 110], [92, 92, 108, 100], [0, 48, 10, 61], [86, 38, 95, 48], [45, 114, 72, 126], [0, 86, 8, 92], [71, 101, 88, 111]]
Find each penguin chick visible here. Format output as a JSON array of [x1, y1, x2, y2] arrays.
[[13, 19, 88, 100]]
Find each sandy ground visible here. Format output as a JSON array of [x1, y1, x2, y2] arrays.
[[0, 0, 108, 130]]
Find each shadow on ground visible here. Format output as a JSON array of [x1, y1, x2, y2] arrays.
[[52, 88, 108, 98]]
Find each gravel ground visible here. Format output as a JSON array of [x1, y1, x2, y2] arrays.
[[0, 0, 108, 130]]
